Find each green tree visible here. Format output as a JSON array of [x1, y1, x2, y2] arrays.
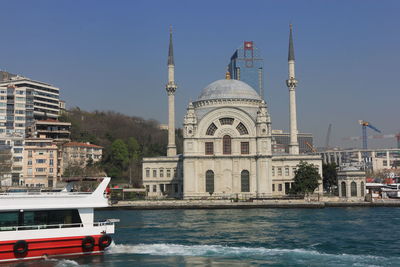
[[290, 162, 321, 195], [322, 163, 337, 193], [127, 137, 141, 186], [127, 137, 141, 160], [107, 139, 129, 178]]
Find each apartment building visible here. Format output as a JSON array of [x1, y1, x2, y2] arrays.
[[62, 142, 103, 173], [0, 85, 34, 136], [0, 75, 60, 120], [22, 137, 58, 187]]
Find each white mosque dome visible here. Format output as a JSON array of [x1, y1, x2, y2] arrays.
[[197, 79, 261, 101]]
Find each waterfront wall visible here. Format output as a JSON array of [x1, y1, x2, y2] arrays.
[[105, 198, 400, 210]]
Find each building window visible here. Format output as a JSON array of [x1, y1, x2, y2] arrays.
[[223, 135, 231, 155], [206, 123, 218, 136], [205, 142, 214, 155], [28, 160, 32, 166], [146, 169, 150, 178], [173, 168, 177, 177], [278, 167, 282, 176], [160, 184, 164, 192], [236, 122, 248, 135], [205, 170, 214, 194], [241, 142, 249, 154], [153, 169, 157, 178], [341, 181, 346, 197], [167, 169, 171, 177], [351, 182, 357, 197], [272, 167, 275, 176], [160, 169, 164, 177], [49, 159, 54, 166], [153, 185, 157, 192], [146, 185, 149, 192], [27, 168, 32, 175], [241, 170, 250, 192], [272, 184, 275, 191], [49, 168, 53, 173], [219, 117, 234, 125], [292, 167, 297, 175], [36, 159, 46, 164], [278, 184, 282, 191], [285, 167, 289, 176]]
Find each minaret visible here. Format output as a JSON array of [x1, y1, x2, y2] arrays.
[[286, 24, 299, 155], [166, 26, 177, 156]]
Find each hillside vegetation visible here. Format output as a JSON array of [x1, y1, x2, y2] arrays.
[[60, 108, 183, 186]]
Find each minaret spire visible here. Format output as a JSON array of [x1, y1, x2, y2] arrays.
[[288, 24, 295, 61], [166, 26, 177, 157], [286, 24, 299, 155], [168, 26, 174, 66]]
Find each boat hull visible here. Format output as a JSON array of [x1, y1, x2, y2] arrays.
[[0, 235, 105, 263]]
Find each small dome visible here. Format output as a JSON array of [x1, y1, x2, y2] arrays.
[[197, 79, 261, 101]]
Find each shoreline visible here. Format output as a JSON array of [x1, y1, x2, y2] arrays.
[[101, 200, 400, 210]]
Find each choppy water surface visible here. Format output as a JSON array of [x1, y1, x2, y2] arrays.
[[10, 208, 400, 267]]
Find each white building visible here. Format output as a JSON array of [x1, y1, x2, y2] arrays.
[[143, 26, 322, 199], [321, 148, 400, 172], [0, 75, 60, 121]]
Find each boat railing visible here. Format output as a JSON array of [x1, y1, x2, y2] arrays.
[[0, 220, 115, 232], [0, 191, 93, 196]]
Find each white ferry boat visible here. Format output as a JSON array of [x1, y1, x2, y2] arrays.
[[0, 177, 117, 263]]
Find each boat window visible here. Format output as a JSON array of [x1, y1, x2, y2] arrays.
[[0, 209, 82, 231], [0, 212, 19, 229], [24, 209, 82, 227]]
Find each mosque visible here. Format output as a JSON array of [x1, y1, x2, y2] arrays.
[[142, 26, 323, 199]]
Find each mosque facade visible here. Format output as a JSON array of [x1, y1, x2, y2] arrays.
[[142, 26, 323, 199]]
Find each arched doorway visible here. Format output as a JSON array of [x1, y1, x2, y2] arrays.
[[361, 181, 365, 196], [351, 181, 357, 197], [241, 170, 250, 192], [341, 181, 346, 197], [206, 170, 214, 194]]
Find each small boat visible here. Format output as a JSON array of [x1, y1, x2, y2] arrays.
[[0, 177, 118, 263]]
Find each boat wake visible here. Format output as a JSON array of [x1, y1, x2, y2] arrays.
[[106, 242, 395, 265], [53, 259, 81, 267]]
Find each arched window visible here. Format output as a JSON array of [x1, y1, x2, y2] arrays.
[[361, 181, 365, 196], [206, 123, 218, 136], [341, 181, 346, 197], [219, 117, 234, 125], [223, 135, 231, 154], [241, 170, 250, 192], [205, 170, 214, 194], [351, 182, 357, 197], [236, 122, 248, 135]]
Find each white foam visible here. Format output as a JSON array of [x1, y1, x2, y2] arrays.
[[54, 259, 81, 267], [106, 242, 393, 263]]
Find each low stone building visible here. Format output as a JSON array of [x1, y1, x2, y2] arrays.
[[338, 166, 366, 200], [143, 155, 183, 198]]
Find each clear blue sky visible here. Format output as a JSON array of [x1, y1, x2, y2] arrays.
[[0, 0, 399, 149]]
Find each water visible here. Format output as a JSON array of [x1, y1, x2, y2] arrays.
[[8, 208, 400, 267]]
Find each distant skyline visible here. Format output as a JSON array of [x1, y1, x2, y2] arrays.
[[0, 0, 399, 149]]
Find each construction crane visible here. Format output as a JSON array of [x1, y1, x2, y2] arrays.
[[305, 141, 317, 153], [358, 120, 381, 149], [325, 123, 332, 149]]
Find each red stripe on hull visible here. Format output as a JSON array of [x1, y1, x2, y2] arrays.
[[0, 235, 105, 263]]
